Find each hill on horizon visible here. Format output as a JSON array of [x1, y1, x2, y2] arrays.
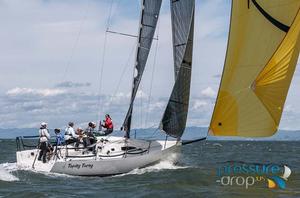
[[0, 126, 299, 140]]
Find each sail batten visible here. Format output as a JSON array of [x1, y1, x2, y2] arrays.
[[159, 0, 195, 138], [122, 0, 162, 137], [209, 0, 300, 137]]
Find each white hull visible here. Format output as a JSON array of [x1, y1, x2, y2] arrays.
[[16, 136, 181, 176]]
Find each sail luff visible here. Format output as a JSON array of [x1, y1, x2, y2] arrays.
[[207, 0, 234, 137], [209, 0, 300, 137], [122, 0, 162, 137], [159, 0, 195, 138]]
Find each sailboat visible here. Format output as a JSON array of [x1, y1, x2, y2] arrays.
[[16, 0, 300, 176], [16, 0, 196, 176]]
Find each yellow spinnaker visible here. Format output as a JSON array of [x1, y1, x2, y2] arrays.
[[209, 0, 300, 137]]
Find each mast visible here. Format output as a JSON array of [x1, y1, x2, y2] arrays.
[[159, 0, 195, 138], [122, 0, 162, 138], [209, 0, 300, 137]]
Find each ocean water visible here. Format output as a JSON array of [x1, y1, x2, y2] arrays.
[[0, 139, 299, 198]]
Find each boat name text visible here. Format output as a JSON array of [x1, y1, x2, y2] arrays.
[[68, 163, 94, 169]]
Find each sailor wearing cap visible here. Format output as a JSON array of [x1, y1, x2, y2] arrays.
[[38, 122, 50, 163]]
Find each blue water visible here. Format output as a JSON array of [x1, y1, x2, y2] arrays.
[[0, 139, 300, 198]]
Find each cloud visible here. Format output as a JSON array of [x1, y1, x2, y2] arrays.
[[148, 101, 165, 112], [295, 63, 300, 76], [135, 90, 148, 99], [187, 97, 215, 127], [1, 89, 101, 128], [283, 104, 299, 115], [192, 100, 208, 110], [201, 87, 217, 98], [0, 86, 163, 129], [6, 87, 66, 97], [196, 0, 230, 39], [213, 74, 222, 79], [55, 81, 91, 88], [103, 92, 130, 106]]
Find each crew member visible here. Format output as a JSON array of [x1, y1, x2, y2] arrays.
[[38, 122, 50, 163], [64, 122, 78, 145], [84, 122, 96, 146], [54, 128, 64, 146], [101, 114, 114, 135], [75, 127, 84, 147]]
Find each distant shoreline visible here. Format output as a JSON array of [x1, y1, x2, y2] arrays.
[[0, 127, 299, 141]]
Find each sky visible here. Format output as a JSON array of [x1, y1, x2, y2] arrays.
[[0, 0, 299, 130]]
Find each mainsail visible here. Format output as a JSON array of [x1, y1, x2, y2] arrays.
[[209, 0, 300, 137], [123, 0, 162, 137], [159, 0, 195, 138]]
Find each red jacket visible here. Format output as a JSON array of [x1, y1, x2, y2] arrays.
[[104, 117, 113, 129]]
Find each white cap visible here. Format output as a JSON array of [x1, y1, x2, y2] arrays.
[[41, 122, 47, 127]]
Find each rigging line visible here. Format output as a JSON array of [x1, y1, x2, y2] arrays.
[[97, 0, 115, 118], [134, 109, 189, 140], [182, 137, 207, 145], [104, 42, 136, 112], [145, 17, 160, 128], [129, 122, 160, 140], [148, 127, 160, 140], [140, 84, 143, 129], [106, 30, 159, 40], [62, 2, 90, 81]]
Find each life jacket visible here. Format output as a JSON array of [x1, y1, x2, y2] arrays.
[[104, 117, 113, 129], [56, 133, 65, 145]]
